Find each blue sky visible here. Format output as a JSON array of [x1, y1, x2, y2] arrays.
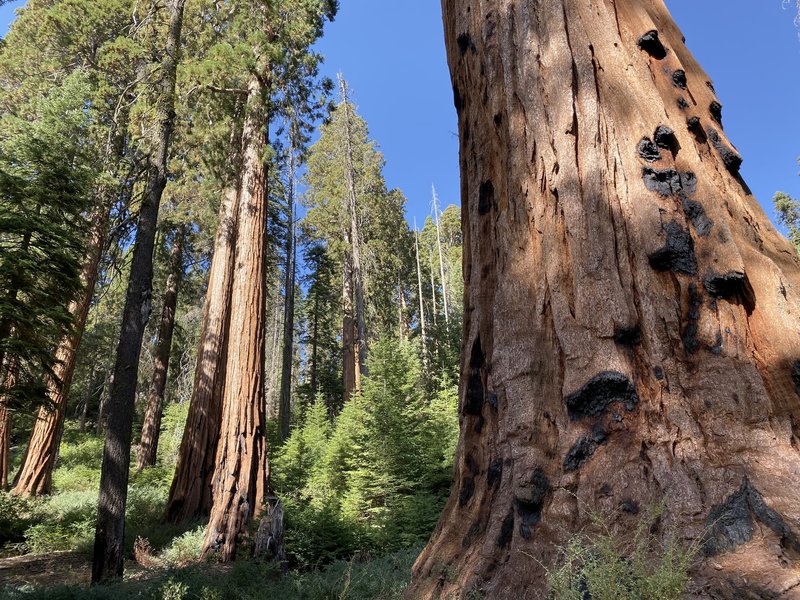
[[2, 1, 800, 232]]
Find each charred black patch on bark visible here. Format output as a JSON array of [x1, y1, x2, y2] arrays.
[[466, 454, 480, 476], [687, 116, 706, 143], [672, 69, 687, 89], [637, 30, 667, 59], [498, 508, 514, 548], [488, 458, 503, 488], [563, 436, 598, 472], [682, 199, 714, 236], [614, 325, 641, 346], [494, 113, 502, 126], [648, 221, 697, 275], [457, 32, 476, 56], [478, 180, 495, 216], [643, 167, 680, 196], [792, 361, 800, 395], [564, 371, 639, 420], [709, 100, 723, 126], [591, 423, 608, 444], [459, 477, 475, 507], [654, 125, 679, 156], [452, 84, 464, 113], [704, 479, 800, 556], [677, 96, 690, 109], [515, 469, 551, 540], [704, 271, 756, 314], [464, 338, 485, 415], [653, 366, 665, 380], [622, 499, 640, 514], [682, 283, 702, 354], [462, 521, 481, 548], [638, 138, 661, 162], [707, 128, 742, 173]]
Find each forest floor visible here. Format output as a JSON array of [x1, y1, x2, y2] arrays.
[[0, 551, 92, 588]]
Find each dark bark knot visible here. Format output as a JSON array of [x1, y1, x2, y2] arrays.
[[682, 282, 702, 354], [642, 167, 696, 197], [478, 180, 495, 216], [464, 337, 485, 415], [564, 371, 639, 420], [487, 458, 503, 488], [457, 32, 476, 56], [687, 116, 707, 143], [672, 69, 688, 89], [648, 221, 697, 276], [704, 270, 756, 314], [497, 507, 515, 548], [637, 30, 667, 59], [515, 468, 551, 540], [792, 360, 800, 395], [707, 127, 742, 174], [704, 478, 800, 556], [709, 100, 723, 126]]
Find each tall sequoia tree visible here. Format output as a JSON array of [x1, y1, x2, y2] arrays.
[[408, 1, 800, 598]]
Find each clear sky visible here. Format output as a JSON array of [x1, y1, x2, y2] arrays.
[[2, 1, 800, 233]]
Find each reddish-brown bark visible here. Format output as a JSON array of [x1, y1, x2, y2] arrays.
[[12, 201, 112, 497], [408, 1, 800, 598], [136, 226, 185, 472], [201, 72, 270, 561], [165, 188, 238, 523]]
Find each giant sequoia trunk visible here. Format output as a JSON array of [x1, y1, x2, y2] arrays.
[[92, 0, 186, 582], [137, 226, 185, 471], [165, 188, 237, 523], [201, 71, 269, 561], [12, 200, 112, 496], [408, 2, 800, 598]]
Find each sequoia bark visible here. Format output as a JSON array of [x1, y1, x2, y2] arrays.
[[201, 71, 270, 561], [408, 1, 800, 598]]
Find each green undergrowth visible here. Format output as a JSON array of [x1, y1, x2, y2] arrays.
[[546, 502, 698, 600], [1, 544, 419, 600]]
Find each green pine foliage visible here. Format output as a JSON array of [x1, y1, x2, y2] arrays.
[[774, 190, 800, 252], [0, 72, 95, 404], [273, 337, 458, 569]]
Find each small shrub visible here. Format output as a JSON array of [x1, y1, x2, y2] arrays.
[[547, 503, 697, 600], [161, 526, 205, 566], [0, 492, 34, 549]]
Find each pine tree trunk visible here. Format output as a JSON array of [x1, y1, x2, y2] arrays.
[[414, 227, 428, 366], [201, 71, 270, 562], [0, 362, 15, 490], [136, 226, 185, 472], [12, 197, 113, 497], [278, 148, 296, 442], [432, 185, 450, 324], [342, 252, 357, 404], [408, 2, 800, 598], [165, 188, 238, 523], [91, 0, 185, 582], [339, 77, 368, 381]]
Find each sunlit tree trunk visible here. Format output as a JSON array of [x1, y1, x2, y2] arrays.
[[339, 76, 368, 383], [165, 187, 237, 523], [278, 139, 297, 442], [409, 1, 800, 598], [0, 361, 17, 490], [201, 71, 270, 562], [12, 198, 113, 496], [414, 225, 428, 367], [136, 225, 185, 471], [432, 185, 450, 324], [92, 0, 186, 582]]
